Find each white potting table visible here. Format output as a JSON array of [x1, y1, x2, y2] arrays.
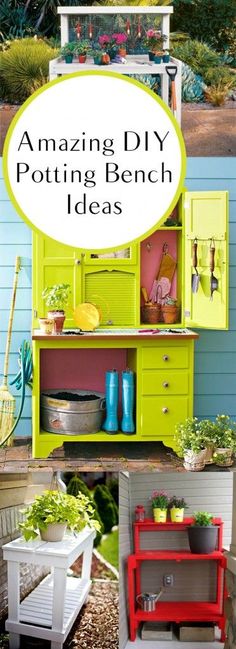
[[49, 6, 182, 123], [3, 528, 95, 649]]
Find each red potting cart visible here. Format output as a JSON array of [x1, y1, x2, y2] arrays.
[[127, 518, 227, 641]]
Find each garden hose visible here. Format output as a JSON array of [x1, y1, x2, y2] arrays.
[[0, 341, 33, 447]]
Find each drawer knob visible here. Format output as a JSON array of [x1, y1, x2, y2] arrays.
[[163, 382, 169, 388], [163, 355, 169, 362], [75, 258, 81, 265], [162, 407, 169, 414]]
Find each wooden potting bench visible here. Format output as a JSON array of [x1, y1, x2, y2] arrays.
[[3, 528, 95, 649], [127, 518, 227, 641], [49, 6, 182, 123]]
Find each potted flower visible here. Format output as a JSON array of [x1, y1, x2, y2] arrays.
[[60, 42, 76, 64], [19, 490, 100, 542], [187, 512, 218, 554], [143, 29, 167, 62], [175, 417, 208, 471], [112, 32, 128, 57], [198, 419, 218, 464], [151, 490, 169, 522], [162, 296, 179, 324], [75, 39, 90, 63], [169, 496, 188, 522], [212, 414, 236, 466], [42, 283, 71, 334]]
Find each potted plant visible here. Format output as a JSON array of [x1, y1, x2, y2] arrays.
[[187, 512, 218, 554], [163, 49, 170, 63], [151, 490, 169, 523], [93, 49, 103, 65], [19, 490, 100, 542], [162, 296, 179, 324], [112, 32, 128, 57], [75, 39, 90, 63], [143, 29, 167, 62], [169, 496, 188, 522], [38, 317, 54, 335], [175, 417, 208, 471], [42, 283, 71, 334], [198, 419, 218, 464], [212, 414, 236, 466], [60, 42, 76, 64]]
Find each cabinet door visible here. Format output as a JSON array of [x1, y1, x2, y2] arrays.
[[32, 234, 81, 328], [183, 191, 228, 329]]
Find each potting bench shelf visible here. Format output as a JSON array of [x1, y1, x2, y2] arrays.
[[3, 528, 95, 649], [128, 518, 226, 641]]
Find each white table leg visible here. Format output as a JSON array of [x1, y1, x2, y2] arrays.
[[52, 567, 67, 633], [7, 561, 20, 649], [81, 538, 93, 582]]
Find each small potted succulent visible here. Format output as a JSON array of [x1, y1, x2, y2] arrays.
[[42, 283, 71, 334], [175, 417, 208, 471], [60, 42, 76, 63], [169, 496, 188, 522], [19, 490, 100, 542], [151, 490, 169, 523], [162, 296, 179, 324], [187, 512, 218, 554], [212, 414, 236, 466], [75, 39, 90, 63], [112, 32, 128, 57]]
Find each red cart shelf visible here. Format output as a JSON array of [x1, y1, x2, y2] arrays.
[[127, 518, 226, 641]]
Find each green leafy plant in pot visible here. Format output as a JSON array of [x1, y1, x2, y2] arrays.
[[151, 490, 169, 523], [42, 283, 71, 333], [75, 39, 90, 63], [19, 490, 101, 542], [175, 417, 208, 471], [212, 414, 236, 466], [198, 419, 218, 464], [60, 42, 76, 63], [188, 512, 218, 554], [169, 496, 188, 522]]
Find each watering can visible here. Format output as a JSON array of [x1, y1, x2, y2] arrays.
[[73, 303, 101, 331], [136, 591, 163, 612]]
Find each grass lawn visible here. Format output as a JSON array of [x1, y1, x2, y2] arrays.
[[97, 528, 119, 570]]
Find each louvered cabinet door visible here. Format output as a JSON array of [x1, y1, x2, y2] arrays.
[[83, 267, 137, 326]]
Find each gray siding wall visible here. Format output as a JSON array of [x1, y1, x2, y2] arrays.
[[119, 472, 132, 649], [119, 473, 233, 622]]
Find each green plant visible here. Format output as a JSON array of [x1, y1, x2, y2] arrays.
[[172, 0, 236, 54], [175, 417, 205, 456], [151, 490, 169, 509], [203, 66, 236, 88], [75, 39, 91, 55], [60, 41, 77, 57], [213, 452, 230, 466], [0, 38, 58, 103], [213, 414, 236, 449], [143, 28, 167, 51], [107, 477, 119, 506], [19, 490, 100, 541], [192, 512, 214, 527], [198, 419, 218, 448], [165, 296, 177, 306], [169, 496, 188, 509], [205, 82, 233, 106], [42, 283, 70, 311], [94, 484, 118, 533], [67, 475, 104, 546], [172, 39, 221, 77]]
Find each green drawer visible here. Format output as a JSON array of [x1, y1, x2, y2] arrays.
[[142, 346, 189, 370], [142, 371, 189, 395], [141, 396, 189, 437]]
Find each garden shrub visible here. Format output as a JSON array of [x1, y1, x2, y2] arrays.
[[172, 0, 236, 54], [107, 477, 119, 506], [204, 82, 233, 107], [94, 484, 118, 533], [181, 63, 206, 102], [172, 39, 221, 77], [0, 38, 58, 103], [203, 66, 236, 88], [67, 475, 104, 546]]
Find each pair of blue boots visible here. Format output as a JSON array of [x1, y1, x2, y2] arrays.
[[103, 369, 135, 434]]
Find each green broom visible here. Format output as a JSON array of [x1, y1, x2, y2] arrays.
[[0, 256, 21, 446]]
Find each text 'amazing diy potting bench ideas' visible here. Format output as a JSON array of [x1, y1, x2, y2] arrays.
[[127, 518, 227, 641], [32, 190, 228, 458], [49, 5, 182, 123]]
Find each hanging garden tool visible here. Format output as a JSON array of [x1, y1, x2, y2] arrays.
[[0, 256, 21, 446], [149, 243, 176, 304], [209, 238, 219, 301], [192, 238, 200, 293], [166, 65, 178, 118]]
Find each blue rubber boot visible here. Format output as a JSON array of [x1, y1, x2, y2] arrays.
[[121, 369, 135, 434], [103, 369, 119, 434]]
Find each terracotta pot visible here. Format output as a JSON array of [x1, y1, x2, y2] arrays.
[[78, 54, 86, 63], [40, 522, 67, 542], [141, 304, 161, 324], [39, 318, 54, 335], [101, 52, 110, 65], [118, 48, 126, 57], [48, 310, 65, 334], [162, 305, 178, 324]]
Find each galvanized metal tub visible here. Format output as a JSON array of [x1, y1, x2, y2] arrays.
[[40, 389, 106, 435]]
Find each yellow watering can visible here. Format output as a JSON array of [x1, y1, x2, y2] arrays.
[[73, 303, 101, 331]]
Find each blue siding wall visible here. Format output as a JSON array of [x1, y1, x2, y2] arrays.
[[0, 157, 236, 438]]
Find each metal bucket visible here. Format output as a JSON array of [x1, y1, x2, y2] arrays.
[[40, 389, 106, 435]]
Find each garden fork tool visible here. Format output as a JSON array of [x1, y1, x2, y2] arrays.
[[209, 238, 219, 301], [166, 65, 178, 118]]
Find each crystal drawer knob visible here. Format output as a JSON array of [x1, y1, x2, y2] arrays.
[[75, 259, 81, 265], [163, 355, 169, 361], [162, 407, 169, 414], [163, 382, 169, 388]]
